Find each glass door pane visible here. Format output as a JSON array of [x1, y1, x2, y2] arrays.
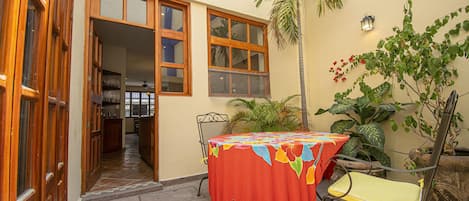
[[17, 100, 35, 196], [127, 0, 146, 24], [22, 1, 41, 89]]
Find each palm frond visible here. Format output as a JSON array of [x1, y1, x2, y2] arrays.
[[270, 0, 298, 47], [317, 0, 343, 16]]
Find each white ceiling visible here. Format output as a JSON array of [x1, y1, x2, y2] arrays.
[[94, 19, 155, 87]]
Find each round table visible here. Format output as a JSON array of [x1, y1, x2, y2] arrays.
[[208, 131, 349, 201]]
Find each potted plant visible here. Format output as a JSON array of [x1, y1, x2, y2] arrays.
[[316, 81, 398, 177], [330, 0, 469, 199], [225, 95, 302, 133]]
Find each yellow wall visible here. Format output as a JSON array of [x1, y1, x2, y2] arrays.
[[304, 0, 469, 182], [158, 1, 300, 180]]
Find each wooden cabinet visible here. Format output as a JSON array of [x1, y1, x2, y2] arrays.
[[139, 117, 154, 167], [103, 119, 123, 153]]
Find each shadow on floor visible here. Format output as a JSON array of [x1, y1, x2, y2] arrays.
[[108, 179, 331, 201], [90, 134, 153, 192]]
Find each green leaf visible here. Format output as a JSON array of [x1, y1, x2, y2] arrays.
[[356, 123, 385, 148], [390, 119, 398, 131], [372, 81, 392, 97], [368, 147, 391, 166], [315, 108, 328, 115], [340, 137, 360, 157], [405, 116, 418, 128], [463, 20, 469, 32], [330, 120, 355, 133], [328, 103, 353, 114], [289, 157, 303, 178]]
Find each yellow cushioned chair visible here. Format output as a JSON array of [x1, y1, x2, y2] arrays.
[[323, 91, 459, 201]]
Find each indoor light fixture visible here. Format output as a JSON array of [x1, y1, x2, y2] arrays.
[[361, 15, 375, 32]]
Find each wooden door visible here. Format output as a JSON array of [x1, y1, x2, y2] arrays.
[[42, 0, 72, 200], [8, 0, 49, 200], [84, 20, 104, 191]]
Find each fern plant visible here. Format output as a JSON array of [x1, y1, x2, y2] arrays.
[[316, 82, 398, 166], [226, 95, 301, 133]]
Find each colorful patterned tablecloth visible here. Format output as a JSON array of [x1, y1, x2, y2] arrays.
[[208, 131, 349, 201]]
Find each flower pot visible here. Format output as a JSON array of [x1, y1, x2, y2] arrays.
[[409, 148, 469, 201], [330, 159, 386, 181]]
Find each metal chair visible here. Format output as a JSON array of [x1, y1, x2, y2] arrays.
[[323, 90, 459, 201], [196, 112, 230, 197]]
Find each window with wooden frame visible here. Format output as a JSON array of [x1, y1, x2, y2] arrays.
[[157, 1, 190, 95], [90, 0, 155, 29], [207, 9, 270, 97]]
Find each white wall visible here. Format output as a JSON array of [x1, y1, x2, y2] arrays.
[[303, 0, 469, 182], [68, 0, 85, 200], [158, 1, 300, 180], [103, 44, 127, 147]]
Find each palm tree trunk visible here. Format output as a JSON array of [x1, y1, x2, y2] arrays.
[[296, 0, 309, 130]]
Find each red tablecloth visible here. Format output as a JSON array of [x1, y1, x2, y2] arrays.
[[208, 131, 348, 201]]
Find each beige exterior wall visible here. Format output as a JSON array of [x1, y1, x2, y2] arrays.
[[68, 0, 85, 200], [303, 0, 469, 182], [158, 1, 300, 180]]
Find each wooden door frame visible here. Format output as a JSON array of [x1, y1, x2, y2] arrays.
[[81, 0, 160, 194]]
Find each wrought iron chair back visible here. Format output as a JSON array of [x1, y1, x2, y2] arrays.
[[421, 90, 458, 200], [323, 90, 459, 201], [195, 112, 229, 196], [196, 112, 230, 165]]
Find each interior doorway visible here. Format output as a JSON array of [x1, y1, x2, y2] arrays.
[[84, 19, 157, 192]]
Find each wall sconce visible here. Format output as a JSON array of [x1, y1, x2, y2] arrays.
[[361, 15, 375, 32]]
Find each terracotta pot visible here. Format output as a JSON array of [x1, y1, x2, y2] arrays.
[[331, 159, 386, 181], [409, 148, 469, 201]]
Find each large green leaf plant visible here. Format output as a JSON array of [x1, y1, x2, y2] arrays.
[[226, 95, 301, 133], [316, 82, 398, 166]]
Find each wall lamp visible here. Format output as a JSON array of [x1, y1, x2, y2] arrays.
[[361, 15, 375, 32]]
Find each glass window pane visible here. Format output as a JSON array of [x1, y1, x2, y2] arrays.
[[100, 0, 123, 20], [141, 93, 149, 104], [211, 45, 229, 67], [210, 15, 228, 38], [132, 104, 140, 116], [250, 25, 264, 46], [231, 73, 248, 95], [231, 20, 247, 42], [125, 92, 131, 104], [161, 67, 183, 92], [162, 38, 183, 64], [250, 51, 265, 72], [22, 1, 41, 88], [161, 5, 183, 32], [17, 99, 35, 196], [232, 48, 248, 70], [127, 0, 147, 24], [125, 104, 130, 117], [251, 75, 267, 97], [131, 92, 140, 100], [150, 93, 155, 99], [209, 71, 229, 95]]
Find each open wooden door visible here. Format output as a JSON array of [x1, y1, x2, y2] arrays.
[[83, 19, 103, 191]]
